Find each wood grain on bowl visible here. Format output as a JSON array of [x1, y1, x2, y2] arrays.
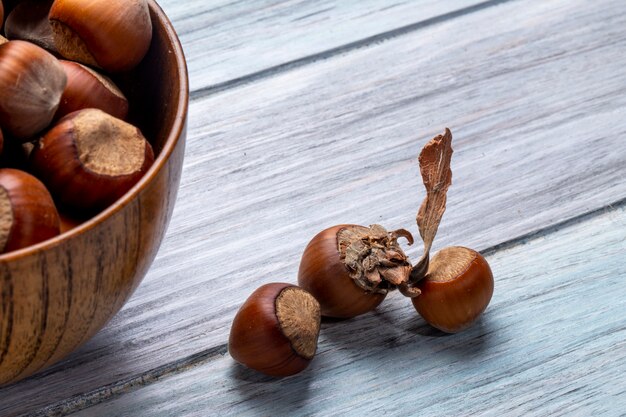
[[0, 0, 188, 385]]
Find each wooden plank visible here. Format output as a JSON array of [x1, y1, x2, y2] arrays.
[[156, 0, 488, 92], [71, 206, 626, 416], [3, 0, 626, 414]]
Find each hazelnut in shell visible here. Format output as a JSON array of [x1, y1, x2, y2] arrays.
[[0, 40, 67, 140], [4, 0, 57, 52], [412, 247, 494, 333], [49, 0, 152, 72], [29, 108, 154, 214], [55, 60, 129, 120], [229, 283, 321, 377], [298, 224, 414, 318], [0, 168, 61, 254]]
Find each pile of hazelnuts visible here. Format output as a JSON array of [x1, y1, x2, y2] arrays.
[[0, 0, 154, 254], [229, 129, 495, 377]]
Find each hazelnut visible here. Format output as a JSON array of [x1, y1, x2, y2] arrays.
[[298, 224, 414, 318], [0, 168, 61, 253], [0, 40, 67, 140], [49, 0, 152, 72], [229, 283, 321, 377], [411, 247, 494, 333], [29, 109, 154, 213], [55, 60, 129, 120], [4, 0, 57, 53]]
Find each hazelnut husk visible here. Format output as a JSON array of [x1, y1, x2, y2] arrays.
[[29, 108, 154, 214], [404, 130, 494, 333], [298, 224, 415, 318]]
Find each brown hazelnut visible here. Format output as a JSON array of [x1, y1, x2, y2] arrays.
[[55, 60, 129, 120], [29, 108, 154, 213], [4, 0, 57, 53], [298, 224, 414, 318], [49, 0, 152, 72], [0, 168, 61, 253], [412, 247, 494, 333], [0, 40, 67, 140], [229, 283, 321, 377]]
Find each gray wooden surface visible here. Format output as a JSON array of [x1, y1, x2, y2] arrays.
[[2, 0, 626, 415], [73, 206, 626, 417], [163, 0, 490, 93]]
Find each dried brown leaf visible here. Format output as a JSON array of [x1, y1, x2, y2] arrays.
[[416, 128, 453, 254]]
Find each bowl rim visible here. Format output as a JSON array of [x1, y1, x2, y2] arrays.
[[0, 0, 189, 262]]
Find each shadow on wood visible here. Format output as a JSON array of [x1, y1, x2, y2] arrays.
[[228, 360, 315, 414]]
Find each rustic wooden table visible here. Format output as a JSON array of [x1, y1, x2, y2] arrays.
[[2, 0, 626, 415]]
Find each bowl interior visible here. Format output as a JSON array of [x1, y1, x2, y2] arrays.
[[117, 2, 188, 157], [0, 0, 189, 261]]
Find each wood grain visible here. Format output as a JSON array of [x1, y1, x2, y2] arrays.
[[0, 1, 187, 386], [72, 206, 626, 416], [156, 0, 489, 93], [3, 0, 626, 414]]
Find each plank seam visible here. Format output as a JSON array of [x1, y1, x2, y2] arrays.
[[31, 196, 626, 416], [189, 0, 520, 102], [481, 196, 626, 256], [29, 345, 228, 417]]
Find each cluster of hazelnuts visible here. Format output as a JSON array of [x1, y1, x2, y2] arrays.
[[229, 129, 495, 377], [0, 0, 154, 254]]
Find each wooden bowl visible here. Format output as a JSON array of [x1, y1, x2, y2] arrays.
[[0, 1, 188, 385]]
